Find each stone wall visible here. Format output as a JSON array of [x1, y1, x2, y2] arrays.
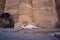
[[4, 0, 58, 28], [0, 0, 6, 14], [55, 0, 60, 21], [0, 0, 6, 27], [32, 0, 58, 28], [4, 0, 33, 23], [4, 0, 19, 23]]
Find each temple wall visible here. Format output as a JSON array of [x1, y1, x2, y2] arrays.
[[0, 0, 6, 14], [4, 0, 58, 28], [4, 0, 19, 23], [0, 0, 6, 27], [32, 0, 58, 28]]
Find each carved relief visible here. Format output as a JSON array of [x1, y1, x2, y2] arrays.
[[33, 0, 54, 8], [6, 0, 19, 4], [4, 0, 58, 28], [5, 4, 19, 10]]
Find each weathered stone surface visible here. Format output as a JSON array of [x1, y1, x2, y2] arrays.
[[0, 0, 6, 4], [33, 8, 58, 28], [4, 0, 58, 28], [33, 0, 54, 8], [19, 3, 32, 16], [5, 9, 18, 15], [0, 0, 5, 13], [13, 15, 19, 23], [5, 4, 19, 10], [0, 0, 5, 27], [6, 0, 19, 4], [18, 15, 33, 24], [32, 0, 58, 28]]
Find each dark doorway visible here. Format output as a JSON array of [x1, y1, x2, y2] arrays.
[[55, 0, 60, 21], [55, 0, 60, 28], [0, 13, 14, 28]]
